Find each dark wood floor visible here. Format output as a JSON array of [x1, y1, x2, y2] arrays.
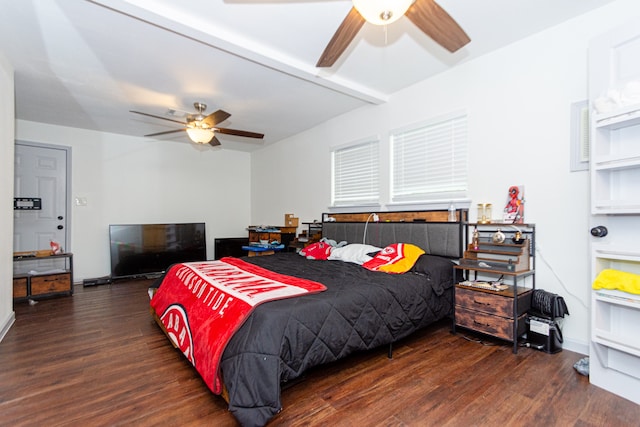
[[1, 280, 638, 427]]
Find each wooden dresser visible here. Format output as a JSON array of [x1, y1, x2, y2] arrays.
[[455, 285, 532, 343]]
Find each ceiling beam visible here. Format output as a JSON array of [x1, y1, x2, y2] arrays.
[[89, 0, 388, 105]]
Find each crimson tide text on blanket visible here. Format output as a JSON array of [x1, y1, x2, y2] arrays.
[[150, 257, 326, 394]]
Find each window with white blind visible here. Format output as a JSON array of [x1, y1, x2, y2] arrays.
[[391, 113, 468, 203], [331, 139, 380, 206]]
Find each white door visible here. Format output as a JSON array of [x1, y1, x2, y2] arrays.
[[14, 142, 69, 253], [588, 19, 640, 405], [588, 20, 640, 257]]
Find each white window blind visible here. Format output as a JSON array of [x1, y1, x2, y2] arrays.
[[332, 139, 379, 206], [391, 114, 468, 203]]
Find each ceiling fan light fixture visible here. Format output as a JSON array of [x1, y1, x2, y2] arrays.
[[352, 0, 414, 25], [186, 125, 214, 144]]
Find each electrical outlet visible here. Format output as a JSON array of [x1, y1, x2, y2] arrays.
[[372, 213, 379, 222]]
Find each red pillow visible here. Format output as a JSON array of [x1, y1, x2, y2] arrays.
[[299, 241, 334, 260]]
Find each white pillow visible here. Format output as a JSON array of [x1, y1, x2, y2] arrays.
[[328, 244, 381, 265]]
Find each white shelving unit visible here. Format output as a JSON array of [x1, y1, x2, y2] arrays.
[[590, 246, 640, 405], [592, 105, 640, 214], [589, 18, 640, 405]]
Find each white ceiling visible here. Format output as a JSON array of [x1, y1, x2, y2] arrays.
[[0, 0, 614, 152]]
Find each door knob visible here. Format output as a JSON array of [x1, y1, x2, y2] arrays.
[[590, 226, 608, 237], [57, 225, 64, 230]]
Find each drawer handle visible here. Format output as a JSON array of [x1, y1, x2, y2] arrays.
[[473, 320, 490, 327], [473, 299, 490, 306]]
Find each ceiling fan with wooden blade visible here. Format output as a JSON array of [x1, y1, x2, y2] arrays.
[[130, 102, 264, 147], [316, 0, 470, 68]]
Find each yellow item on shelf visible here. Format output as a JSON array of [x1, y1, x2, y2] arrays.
[[592, 269, 640, 295]]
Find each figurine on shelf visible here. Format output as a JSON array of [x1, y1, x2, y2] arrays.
[[492, 228, 506, 244], [512, 231, 525, 244], [503, 185, 525, 224], [50, 240, 63, 255], [472, 226, 479, 250]]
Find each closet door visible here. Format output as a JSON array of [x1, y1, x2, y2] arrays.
[[588, 18, 640, 405]]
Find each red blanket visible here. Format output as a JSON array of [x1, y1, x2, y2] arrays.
[[150, 257, 326, 394]]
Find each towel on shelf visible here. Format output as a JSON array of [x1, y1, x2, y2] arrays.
[[592, 269, 640, 295]]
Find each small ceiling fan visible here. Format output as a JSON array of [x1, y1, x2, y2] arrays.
[[130, 102, 264, 146], [316, 0, 470, 67]]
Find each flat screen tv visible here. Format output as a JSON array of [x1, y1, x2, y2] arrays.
[[109, 222, 206, 279]]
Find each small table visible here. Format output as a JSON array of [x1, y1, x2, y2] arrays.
[[242, 244, 285, 257], [13, 252, 74, 300]]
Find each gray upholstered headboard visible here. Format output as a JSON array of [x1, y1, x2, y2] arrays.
[[321, 210, 468, 259]]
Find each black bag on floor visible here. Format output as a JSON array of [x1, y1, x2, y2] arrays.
[[529, 289, 569, 320]]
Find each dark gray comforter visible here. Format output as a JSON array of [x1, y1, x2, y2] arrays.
[[219, 252, 456, 426]]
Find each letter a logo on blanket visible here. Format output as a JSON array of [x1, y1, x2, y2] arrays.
[[161, 304, 195, 364]]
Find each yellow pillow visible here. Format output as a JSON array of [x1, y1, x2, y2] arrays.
[[592, 269, 640, 295], [362, 243, 425, 274]]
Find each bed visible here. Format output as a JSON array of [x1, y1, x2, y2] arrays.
[[150, 210, 467, 427]]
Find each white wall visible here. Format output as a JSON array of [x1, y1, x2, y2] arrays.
[[250, 0, 640, 354], [0, 52, 15, 341], [16, 121, 252, 281]]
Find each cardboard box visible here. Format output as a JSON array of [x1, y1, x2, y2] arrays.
[[284, 214, 299, 227]]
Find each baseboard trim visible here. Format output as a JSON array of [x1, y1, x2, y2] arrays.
[[0, 310, 16, 343], [562, 338, 589, 356]]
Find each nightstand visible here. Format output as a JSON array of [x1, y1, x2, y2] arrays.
[[454, 283, 533, 352], [452, 223, 535, 353]]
